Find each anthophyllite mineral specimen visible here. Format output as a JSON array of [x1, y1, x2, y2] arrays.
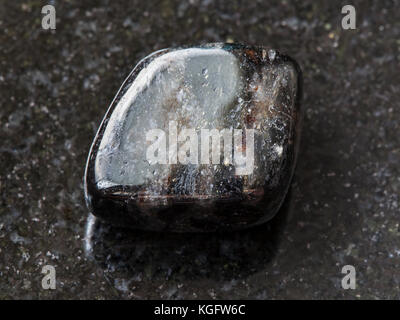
[[84, 43, 302, 232]]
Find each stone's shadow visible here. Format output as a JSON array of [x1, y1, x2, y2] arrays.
[[84, 191, 293, 282]]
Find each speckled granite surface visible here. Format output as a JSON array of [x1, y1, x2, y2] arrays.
[[0, 0, 399, 299]]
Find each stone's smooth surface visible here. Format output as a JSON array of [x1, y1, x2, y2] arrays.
[[85, 43, 302, 232]]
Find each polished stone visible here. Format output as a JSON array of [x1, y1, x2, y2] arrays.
[[84, 43, 302, 232]]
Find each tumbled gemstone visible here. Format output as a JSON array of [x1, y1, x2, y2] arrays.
[[84, 43, 302, 232]]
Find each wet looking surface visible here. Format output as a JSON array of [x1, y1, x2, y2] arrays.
[[1, 1, 399, 298]]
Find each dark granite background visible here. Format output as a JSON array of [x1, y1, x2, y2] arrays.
[[1, 0, 399, 299]]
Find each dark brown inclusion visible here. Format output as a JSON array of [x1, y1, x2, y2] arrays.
[[84, 43, 302, 232]]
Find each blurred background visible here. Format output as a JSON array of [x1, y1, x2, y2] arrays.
[[0, 0, 399, 299]]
